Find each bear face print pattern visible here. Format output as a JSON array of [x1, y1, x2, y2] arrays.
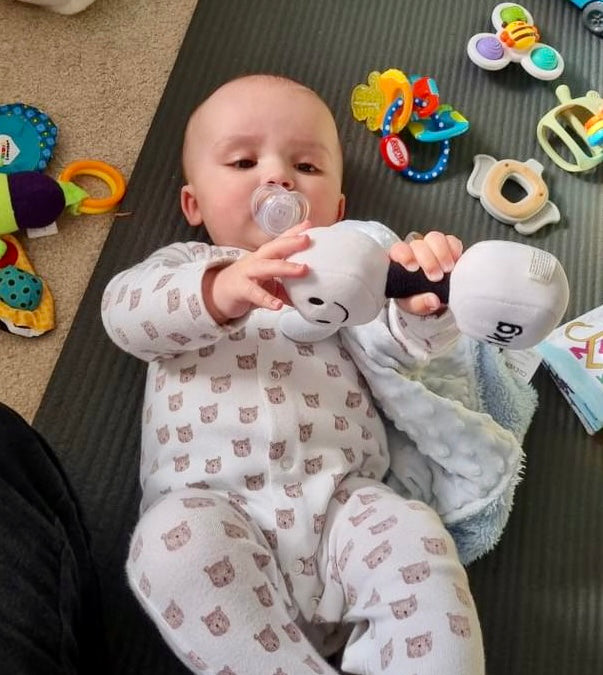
[[127, 489, 341, 675], [106, 247, 391, 617], [128, 482, 484, 675], [315, 484, 485, 674], [105, 242, 483, 673]]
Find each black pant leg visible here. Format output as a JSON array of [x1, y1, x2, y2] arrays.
[[0, 403, 106, 675]]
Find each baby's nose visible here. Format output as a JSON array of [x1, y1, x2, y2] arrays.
[[268, 178, 293, 189], [265, 164, 294, 190]]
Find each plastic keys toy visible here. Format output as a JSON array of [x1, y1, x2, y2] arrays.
[[467, 3, 564, 80], [351, 69, 469, 183]]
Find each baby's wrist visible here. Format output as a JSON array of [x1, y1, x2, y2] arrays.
[[202, 267, 229, 325]]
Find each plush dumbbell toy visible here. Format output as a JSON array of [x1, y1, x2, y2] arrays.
[[279, 221, 569, 349]]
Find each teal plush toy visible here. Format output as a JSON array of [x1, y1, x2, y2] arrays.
[[0, 103, 58, 173]]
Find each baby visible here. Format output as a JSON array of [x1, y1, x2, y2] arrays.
[[102, 74, 485, 675]]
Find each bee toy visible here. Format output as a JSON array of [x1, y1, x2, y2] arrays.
[[467, 3, 564, 80]]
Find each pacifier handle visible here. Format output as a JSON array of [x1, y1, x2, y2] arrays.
[[58, 160, 126, 214]]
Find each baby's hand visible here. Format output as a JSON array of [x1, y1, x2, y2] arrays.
[[389, 231, 463, 315], [203, 221, 312, 323]]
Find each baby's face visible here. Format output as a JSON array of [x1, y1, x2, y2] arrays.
[[181, 77, 345, 250]]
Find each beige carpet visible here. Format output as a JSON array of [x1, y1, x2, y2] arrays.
[[1, 0, 197, 422]]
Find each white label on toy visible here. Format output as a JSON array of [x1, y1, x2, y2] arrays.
[[27, 222, 59, 239], [503, 347, 542, 383], [528, 250, 556, 284], [0, 135, 20, 166]]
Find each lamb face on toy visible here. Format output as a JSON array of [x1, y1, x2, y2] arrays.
[[279, 221, 569, 349]]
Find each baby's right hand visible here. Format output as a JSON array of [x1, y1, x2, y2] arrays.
[[203, 222, 312, 324]]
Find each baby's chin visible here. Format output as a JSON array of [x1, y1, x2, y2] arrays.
[[210, 226, 270, 251]]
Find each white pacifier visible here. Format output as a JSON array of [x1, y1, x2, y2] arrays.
[[251, 184, 310, 237]]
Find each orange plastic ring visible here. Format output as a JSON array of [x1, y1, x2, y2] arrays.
[[58, 160, 126, 214], [393, 79, 414, 131], [585, 111, 603, 131]]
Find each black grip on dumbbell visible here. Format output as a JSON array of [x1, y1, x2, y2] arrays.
[[385, 261, 450, 304]]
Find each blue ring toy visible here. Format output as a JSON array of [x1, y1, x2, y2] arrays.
[[382, 97, 450, 183]]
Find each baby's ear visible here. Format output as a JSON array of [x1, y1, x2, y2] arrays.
[[181, 185, 203, 226], [337, 194, 346, 221]]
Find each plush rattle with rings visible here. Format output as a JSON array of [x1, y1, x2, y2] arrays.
[[0, 159, 126, 257], [351, 69, 469, 183], [279, 221, 569, 349]]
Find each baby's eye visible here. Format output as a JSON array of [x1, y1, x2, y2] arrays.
[[231, 159, 256, 169], [295, 162, 319, 173]]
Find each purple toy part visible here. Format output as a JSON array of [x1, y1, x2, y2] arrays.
[[8, 172, 66, 229], [476, 36, 505, 60]]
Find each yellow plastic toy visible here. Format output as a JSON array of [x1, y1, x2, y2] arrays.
[[351, 69, 413, 133]]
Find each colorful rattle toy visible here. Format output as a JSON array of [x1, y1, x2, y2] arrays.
[[537, 85, 603, 172], [467, 155, 560, 235], [585, 107, 603, 147], [0, 159, 126, 258], [280, 221, 570, 349], [351, 69, 469, 183], [0, 159, 125, 336], [467, 3, 564, 80]]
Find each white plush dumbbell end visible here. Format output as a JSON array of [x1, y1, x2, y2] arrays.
[[449, 240, 569, 349]]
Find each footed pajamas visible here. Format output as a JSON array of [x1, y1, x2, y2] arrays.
[[102, 241, 485, 674]]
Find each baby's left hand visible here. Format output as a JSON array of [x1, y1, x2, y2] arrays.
[[389, 231, 463, 315]]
